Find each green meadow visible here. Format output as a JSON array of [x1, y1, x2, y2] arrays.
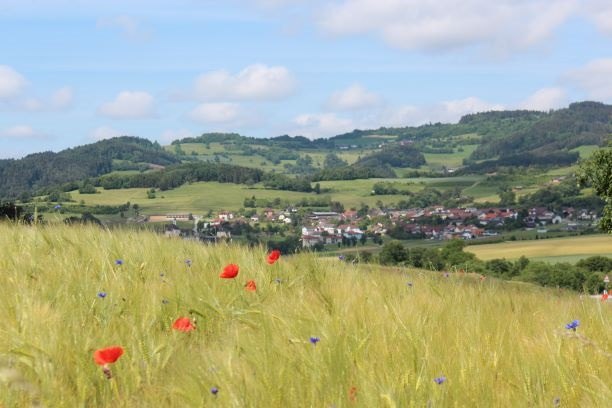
[[0, 224, 610, 407], [466, 235, 612, 262], [68, 175, 497, 215]]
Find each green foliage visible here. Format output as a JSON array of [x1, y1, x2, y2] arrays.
[[323, 153, 348, 169], [470, 102, 612, 160], [355, 144, 426, 168], [378, 239, 611, 293], [578, 146, 612, 233], [97, 162, 265, 191], [312, 164, 396, 181], [0, 137, 178, 200]]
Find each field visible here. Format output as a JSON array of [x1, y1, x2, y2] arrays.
[[67, 175, 495, 216], [466, 235, 612, 262], [70, 182, 310, 214], [0, 224, 610, 407]]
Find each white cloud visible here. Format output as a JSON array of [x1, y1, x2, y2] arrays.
[[0, 125, 48, 140], [319, 0, 576, 52], [194, 64, 296, 101], [292, 113, 356, 139], [565, 58, 612, 101], [289, 95, 505, 138], [98, 91, 156, 119], [583, 1, 612, 35], [96, 15, 152, 41], [50, 87, 74, 110], [441, 97, 504, 119], [15, 86, 74, 112], [326, 84, 381, 111], [519, 87, 567, 111], [189, 102, 243, 123], [90, 125, 124, 141], [160, 128, 193, 143], [0, 65, 27, 99]]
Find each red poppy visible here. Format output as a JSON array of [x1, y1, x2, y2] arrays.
[[602, 292, 609, 302], [245, 280, 257, 292], [266, 250, 281, 265], [348, 386, 357, 402], [220, 263, 239, 279], [172, 317, 196, 332], [93, 346, 124, 366]]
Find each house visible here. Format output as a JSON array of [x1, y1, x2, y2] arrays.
[[218, 211, 234, 221], [263, 208, 276, 220], [164, 224, 181, 238], [309, 212, 341, 222]]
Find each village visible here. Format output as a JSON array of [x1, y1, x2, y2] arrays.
[[141, 203, 599, 249]]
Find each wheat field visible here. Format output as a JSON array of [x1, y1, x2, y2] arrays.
[[0, 224, 609, 407]]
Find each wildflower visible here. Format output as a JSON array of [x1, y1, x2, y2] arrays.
[[185, 259, 192, 267], [245, 280, 257, 292], [211, 387, 219, 395], [602, 292, 609, 302], [434, 376, 446, 385], [115, 259, 123, 266], [348, 386, 357, 402], [309, 336, 320, 345], [172, 317, 196, 332], [338, 255, 345, 261], [93, 346, 124, 379], [54, 204, 61, 210], [97, 291, 107, 299], [565, 319, 579, 331], [220, 264, 239, 279], [267, 249, 281, 265]]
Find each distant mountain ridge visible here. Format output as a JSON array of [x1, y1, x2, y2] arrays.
[[0, 101, 610, 201], [0, 137, 178, 200]]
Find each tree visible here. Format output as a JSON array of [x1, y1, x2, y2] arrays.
[[578, 146, 612, 233], [323, 153, 348, 169], [378, 241, 407, 265], [498, 189, 516, 207]]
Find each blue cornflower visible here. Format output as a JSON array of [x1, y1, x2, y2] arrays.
[[309, 336, 320, 345], [434, 376, 446, 385], [338, 255, 345, 261], [210, 387, 219, 395], [54, 204, 62, 210], [97, 291, 107, 299], [185, 259, 192, 267], [565, 320, 579, 331], [115, 259, 124, 266]]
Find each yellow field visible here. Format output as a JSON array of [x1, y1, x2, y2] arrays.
[[466, 235, 612, 261], [0, 224, 610, 406]]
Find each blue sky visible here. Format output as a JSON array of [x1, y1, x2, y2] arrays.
[[1, 0, 611, 158]]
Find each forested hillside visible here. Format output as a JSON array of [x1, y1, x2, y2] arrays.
[[0, 137, 178, 200], [1, 102, 611, 201]]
